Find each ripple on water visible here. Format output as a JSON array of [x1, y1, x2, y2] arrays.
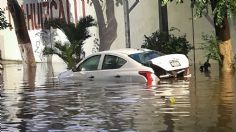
[[1, 63, 236, 131]]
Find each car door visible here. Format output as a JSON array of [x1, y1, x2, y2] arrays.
[[98, 54, 130, 82], [74, 54, 102, 81]]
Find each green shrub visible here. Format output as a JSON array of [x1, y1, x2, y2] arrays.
[[141, 28, 192, 56]]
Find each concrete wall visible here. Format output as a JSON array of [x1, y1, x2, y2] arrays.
[[0, 0, 160, 62], [110, 0, 159, 49], [0, 0, 235, 64]]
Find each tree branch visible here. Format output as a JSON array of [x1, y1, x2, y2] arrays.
[[128, 0, 139, 13]]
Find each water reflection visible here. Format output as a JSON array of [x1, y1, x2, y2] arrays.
[[191, 64, 236, 132], [212, 72, 235, 132], [1, 63, 236, 131]]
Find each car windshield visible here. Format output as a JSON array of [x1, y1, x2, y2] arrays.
[[129, 50, 164, 64]]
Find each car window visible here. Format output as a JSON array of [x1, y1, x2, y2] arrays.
[[129, 51, 164, 64], [76, 55, 101, 71], [102, 55, 127, 70]]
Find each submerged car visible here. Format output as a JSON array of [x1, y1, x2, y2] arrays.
[[58, 48, 190, 86]]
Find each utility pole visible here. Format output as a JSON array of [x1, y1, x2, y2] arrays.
[[191, 0, 196, 77], [123, 0, 139, 48], [123, 0, 130, 48]]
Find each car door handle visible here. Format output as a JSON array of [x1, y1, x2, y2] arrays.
[[114, 75, 121, 78], [88, 76, 94, 79]]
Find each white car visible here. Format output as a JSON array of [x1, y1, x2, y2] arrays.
[[58, 48, 190, 86]]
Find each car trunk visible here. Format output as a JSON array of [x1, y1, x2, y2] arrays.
[[147, 54, 190, 78]]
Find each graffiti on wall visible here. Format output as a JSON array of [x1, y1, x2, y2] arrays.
[[33, 29, 57, 61], [6, 0, 86, 30]]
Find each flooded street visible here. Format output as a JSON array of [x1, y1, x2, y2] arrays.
[[1, 62, 236, 132]]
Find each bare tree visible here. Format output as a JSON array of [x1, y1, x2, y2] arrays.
[[88, 0, 139, 51], [7, 0, 36, 67], [89, 0, 118, 51]]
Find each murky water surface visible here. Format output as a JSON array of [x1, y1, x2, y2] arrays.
[[1, 63, 236, 132]]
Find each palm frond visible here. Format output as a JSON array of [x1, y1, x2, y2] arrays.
[[43, 45, 67, 64], [75, 15, 97, 41], [43, 15, 96, 69], [42, 47, 54, 55], [0, 8, 11, 29], [44, 19, 77, 42]]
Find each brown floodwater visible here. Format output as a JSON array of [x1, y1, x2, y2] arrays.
[[0, 62, 235, 132]]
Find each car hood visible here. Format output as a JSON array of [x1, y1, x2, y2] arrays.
[[150, 54, 189, 71]]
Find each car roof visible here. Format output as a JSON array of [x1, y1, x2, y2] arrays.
[[100, 48, 151, 55]]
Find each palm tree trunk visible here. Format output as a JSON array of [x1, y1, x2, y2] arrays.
[[7, 0, 36, 67]]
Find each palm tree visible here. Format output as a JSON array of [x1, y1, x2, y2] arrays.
[[43, 15, 96, 69]]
